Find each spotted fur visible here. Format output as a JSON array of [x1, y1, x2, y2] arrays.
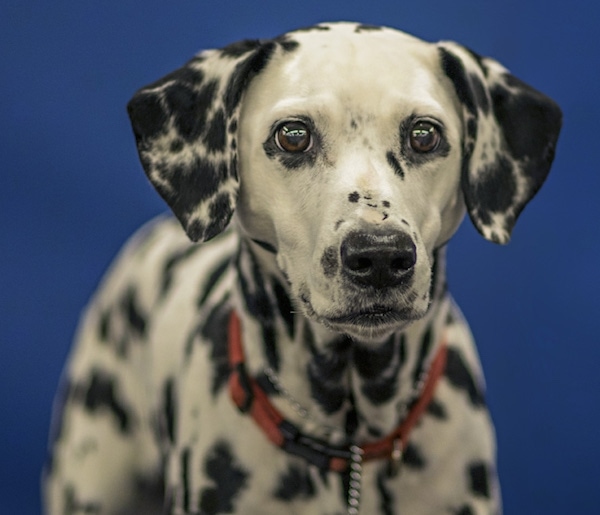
[[44, 22, 561, 514]]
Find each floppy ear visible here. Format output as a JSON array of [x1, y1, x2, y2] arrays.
[[127, 39, 277, 242], [437, 42, 562, 244]]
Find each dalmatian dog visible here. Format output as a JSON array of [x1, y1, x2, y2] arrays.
[[44, 22, 561, 515]]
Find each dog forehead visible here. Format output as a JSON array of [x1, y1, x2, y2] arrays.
[[283, 23, 436, 75], [285, 22, 425, 49], [243, 23, 449, 122]]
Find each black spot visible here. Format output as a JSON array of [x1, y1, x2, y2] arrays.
[[204, 108, 227, 153], [466, 117, 477, 139], [366, 424, 384, 438], [230, 153, 239, 182], [254, 371, 279, 396], [292, 24, 331, 33], [186, 219, 205, 242], [228, 118, 238, 134], [307, 335, 351, 414], [376, 470, 394, 515], [273, 464, 316, 501], [355, 24, 383, 32], [98, 309, 111, 342], [412, 325, 433, 387], [236, 243, 279, 370], [345, 400, 359, 437], [464, 48, 487, 75], [403, 442, 426, 469], [428, 248, 447, 306], [224, 41, 276, 115], [426, 398, 448, 420], [71, 370, 133, 434], [273, 279, 295, 338], [203, 192, 233, 242], [321, 246, 339, 278], [169, 138, 184, 153], [208, 191, 233, 227], [220, 39, 263, 58], [196, 208, 230, 242], [386, 151, 404, 179], [161, 244, 203, 297], [445, 348, 486, 407], [278, 151, 318, 170], [468, 461, 491, 498], [439, 48, 477, 116], [251, 238, 277, 254], [382, 200, 390, 208], [348, 191, 360, 203], [472, 156, 517, 215], [165, 79, 218, 142], [162, 379, 176, 444], [127, 91, 168, 142], [180, 447, 191, 512], [456, 504, 475, 515], [198, 255, 232, 306], [469, 73, 490, 114], [354, 335, 402, 405], [199, 441, 249, 514], [200, 297, 232, 396], [277, 37, 300, 53]]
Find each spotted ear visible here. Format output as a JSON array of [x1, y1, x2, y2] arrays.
[[127, 40, 277, 242], [437, 42, 562, 244]]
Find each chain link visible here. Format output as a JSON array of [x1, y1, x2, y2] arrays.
[[347, 444, 364, 515]]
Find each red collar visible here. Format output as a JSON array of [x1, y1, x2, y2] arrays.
[[228, 310, 447, 473]]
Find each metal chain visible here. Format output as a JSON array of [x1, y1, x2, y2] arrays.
[[264, 366, 310, 419], [264, 358, 435, 514], [347, 445, 364, 515], [265, 366, 362, 514], [263, 366, 343, 438]]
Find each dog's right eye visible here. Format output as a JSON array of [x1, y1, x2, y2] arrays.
[[409, 120, 441, 153], [275, 122, 313, 153]]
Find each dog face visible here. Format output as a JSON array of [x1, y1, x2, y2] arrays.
[[236, 27, 466, 342], [127, 22, 561, 344]]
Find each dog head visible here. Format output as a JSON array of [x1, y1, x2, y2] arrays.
[[128, 22, 561, 343]]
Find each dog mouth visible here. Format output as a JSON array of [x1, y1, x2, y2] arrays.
[[327, 306, 408, 327], [323, 306, 417, 343], [299, 290, 424, 342]]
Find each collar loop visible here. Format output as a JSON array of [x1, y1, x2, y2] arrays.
[[228, 310, 447, 473]]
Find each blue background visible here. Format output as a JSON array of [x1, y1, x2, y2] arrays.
[[2, 1, 598, 513]]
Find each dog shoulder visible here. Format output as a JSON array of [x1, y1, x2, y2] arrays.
[[64, 215, 237, 381]]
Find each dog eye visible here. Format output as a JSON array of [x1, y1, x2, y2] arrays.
[[275, 121, 312, 153], [409, 121, 441, 153]]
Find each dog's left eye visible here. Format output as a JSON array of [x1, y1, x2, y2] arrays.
[[275, 121, 313, 153], [409, 121, 441, 153]]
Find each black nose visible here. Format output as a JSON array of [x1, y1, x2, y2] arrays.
[[340, 231, 416, 289]]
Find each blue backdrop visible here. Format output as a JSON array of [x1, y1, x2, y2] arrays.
[[2, 1, 598, 513]]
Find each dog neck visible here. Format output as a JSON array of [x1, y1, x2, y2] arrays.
[[232, 237, 450, 443]]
